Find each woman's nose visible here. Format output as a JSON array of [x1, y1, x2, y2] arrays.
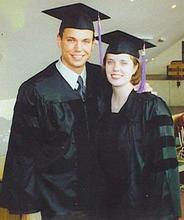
[[113, 62, 120, 71]]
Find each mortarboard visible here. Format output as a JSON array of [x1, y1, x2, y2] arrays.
[[42, 3, 110, 33], [98, 30, 155, 58]]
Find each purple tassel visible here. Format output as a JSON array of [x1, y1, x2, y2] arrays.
[[137, 44, 146, 93], [97, 12, 103, 65]]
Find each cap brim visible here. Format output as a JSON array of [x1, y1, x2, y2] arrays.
[[96, 30, 156, 49], [42, 3, 110, 22]]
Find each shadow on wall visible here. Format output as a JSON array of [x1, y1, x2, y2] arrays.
[[0, 117, 11, 156]]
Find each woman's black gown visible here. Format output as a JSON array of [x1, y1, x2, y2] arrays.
[[95, 90, 181, 220]]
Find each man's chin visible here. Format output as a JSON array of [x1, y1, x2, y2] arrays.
[[72, 60, 87, 67], [69, 62, 86, 72]]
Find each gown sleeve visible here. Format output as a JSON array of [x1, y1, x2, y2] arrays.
[[143, 95, 181, 219], [1, 82, 44, 214]]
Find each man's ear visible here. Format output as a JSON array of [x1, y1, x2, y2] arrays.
[[93, 38, 97, 46], [57, 34, 62, 48]]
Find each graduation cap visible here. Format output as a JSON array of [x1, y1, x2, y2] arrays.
[[42, 3, 110, 33], [98, 30, 155, 58]]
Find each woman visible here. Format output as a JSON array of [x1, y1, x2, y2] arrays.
[[95, 30, 181, 220]]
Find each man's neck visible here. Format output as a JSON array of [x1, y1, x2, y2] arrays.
[[61, 58, 85, 74]]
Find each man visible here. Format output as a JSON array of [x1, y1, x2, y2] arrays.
[[1, 3, 110, 220]]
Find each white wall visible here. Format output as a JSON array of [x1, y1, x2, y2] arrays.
[[146, 36, 184, 107], [147, 37, 184, 75]]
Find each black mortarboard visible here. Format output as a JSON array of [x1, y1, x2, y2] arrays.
[[42, 3, 110, 33], [99, 30, 155, 58]]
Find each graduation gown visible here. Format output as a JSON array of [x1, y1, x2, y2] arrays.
[[95, 90, 181, 220], [1, 61, 104, 215]]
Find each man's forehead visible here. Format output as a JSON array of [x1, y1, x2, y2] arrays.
[[62, 28, 94, 39]]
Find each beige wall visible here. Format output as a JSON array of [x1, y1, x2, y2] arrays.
[[148, 80, 184, 106]]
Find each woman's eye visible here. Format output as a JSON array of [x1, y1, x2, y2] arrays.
[[120, 61, 127, 65]]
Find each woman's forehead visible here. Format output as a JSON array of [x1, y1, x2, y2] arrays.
[[106, 53, 131, 60]]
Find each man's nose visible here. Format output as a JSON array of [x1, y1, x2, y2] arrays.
[[75, 41, 82, 50]]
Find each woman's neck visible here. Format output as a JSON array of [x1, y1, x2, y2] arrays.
[[111, 83, 134, 113]]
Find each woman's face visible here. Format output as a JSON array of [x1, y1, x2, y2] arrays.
[[105, 53, 138, 87]]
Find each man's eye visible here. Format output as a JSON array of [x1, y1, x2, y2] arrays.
[[83, 40, 90, 44], [67, 38, 74, 42], [107, 60, 114, 65]]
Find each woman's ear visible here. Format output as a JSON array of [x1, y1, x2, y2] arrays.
[[131, 63, 141, 85], [133, 63, 139, 75]]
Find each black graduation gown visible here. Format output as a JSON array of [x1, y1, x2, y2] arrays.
[[0, 61, 104, 216], [95, 90, 181, 220]]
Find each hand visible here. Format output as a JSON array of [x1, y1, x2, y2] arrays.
[[134, 82, 157, 95]]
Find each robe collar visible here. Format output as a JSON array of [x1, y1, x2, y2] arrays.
[[46, 61, 100, 102], [56, 59, 86, 90]]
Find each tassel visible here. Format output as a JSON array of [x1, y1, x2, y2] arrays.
[[97, 12, 103, 65], [137, 42, 146, 93]]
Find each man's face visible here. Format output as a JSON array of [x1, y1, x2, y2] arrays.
[[57, 28, 94, 73]]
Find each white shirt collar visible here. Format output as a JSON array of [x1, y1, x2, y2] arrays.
[[56, 59, 86, 90]]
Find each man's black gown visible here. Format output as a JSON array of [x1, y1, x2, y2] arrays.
[[1, 61, 104, 217]]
